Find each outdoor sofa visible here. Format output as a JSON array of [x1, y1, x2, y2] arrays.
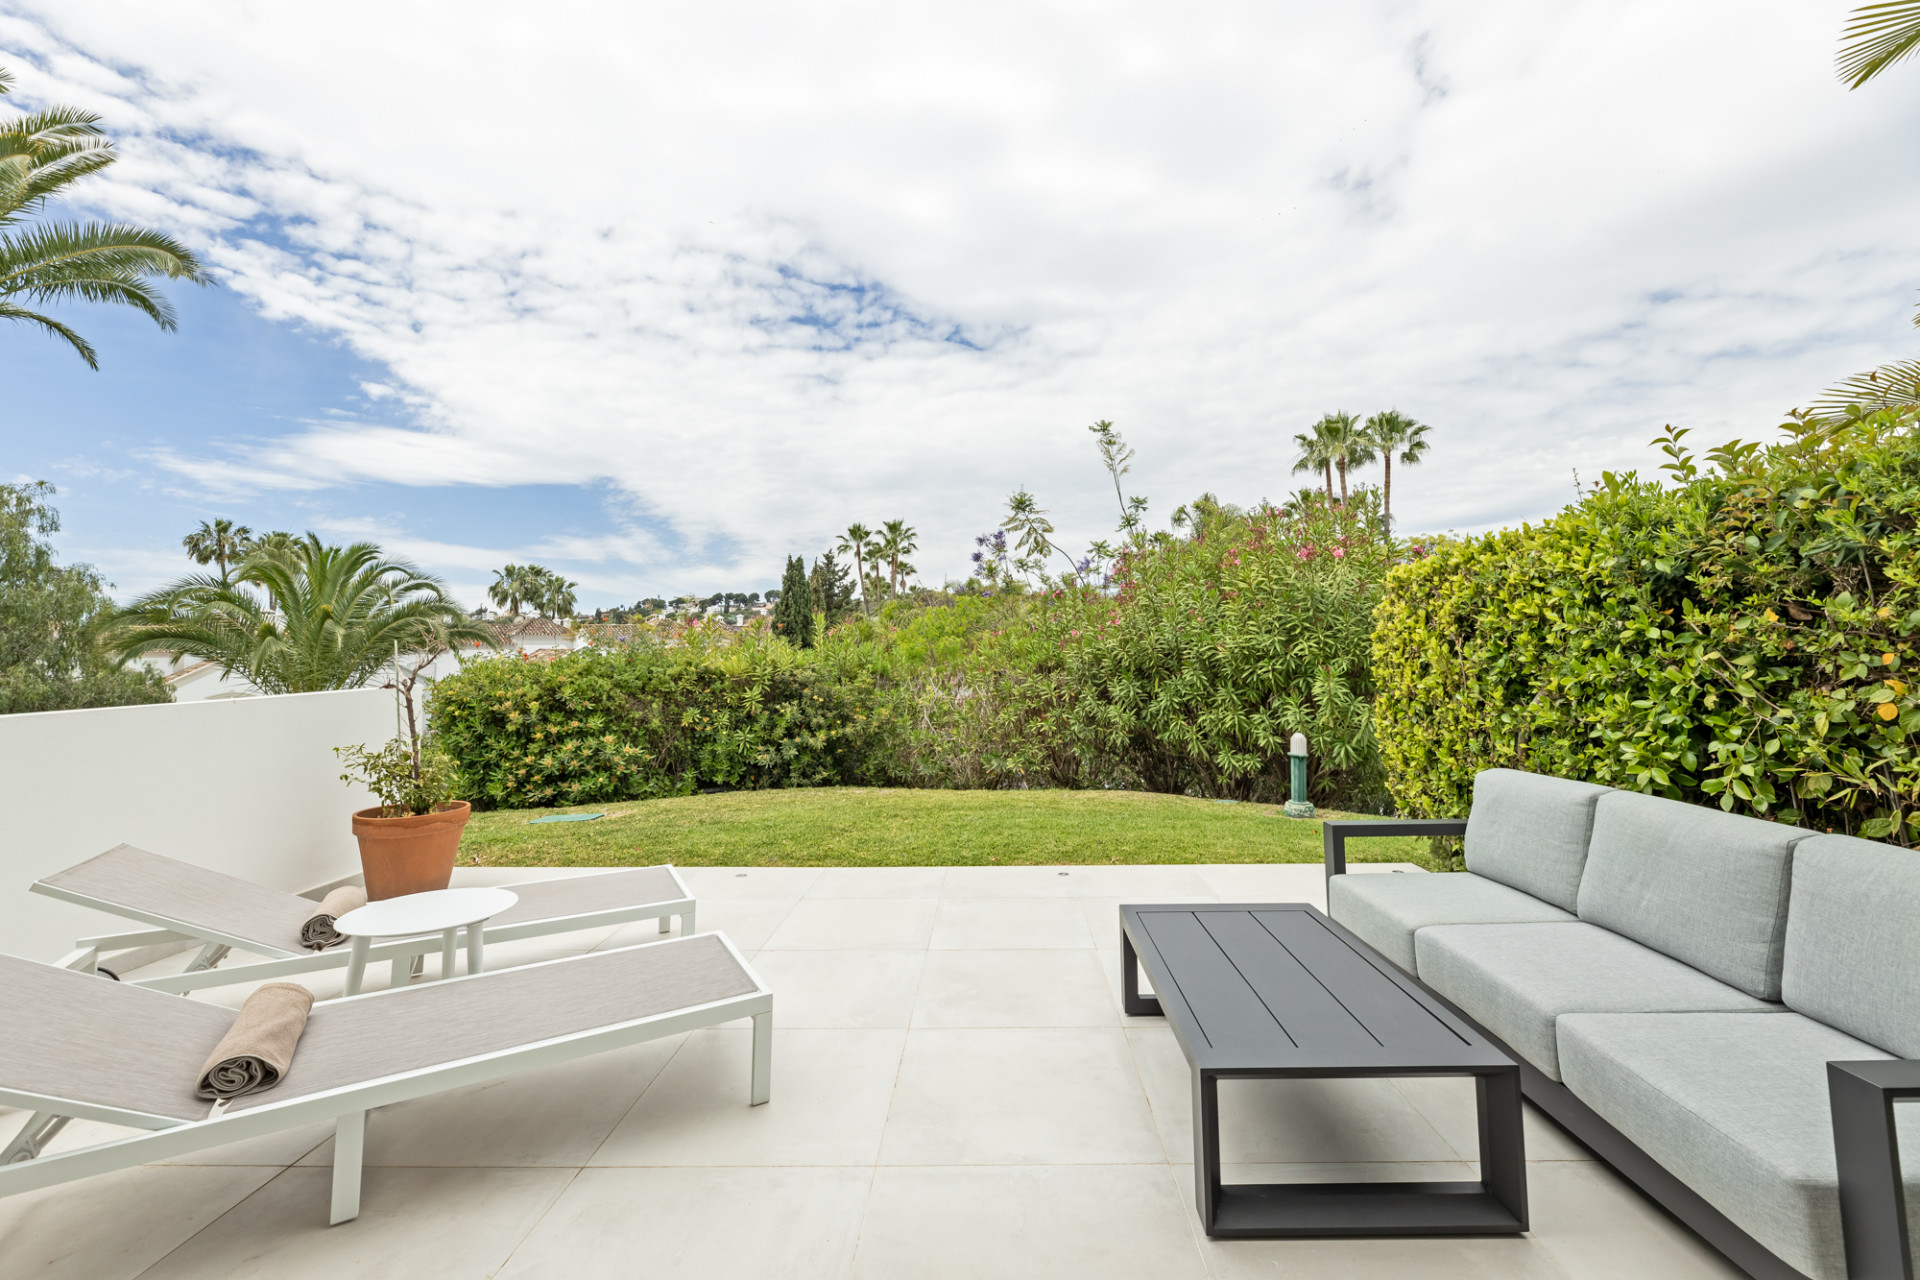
[[0, 933, 771, 1224], [30, 844, 696, 994], [1324, 768, 1919, 1280]]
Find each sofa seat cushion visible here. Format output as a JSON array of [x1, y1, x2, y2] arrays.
[[1414, 922, 1777, 1080], [1558, 1011, 1920, 1280], [1463, 769, 1611, 911], [1576, 790, 1805, 1000], [1328, 871, 1574, 973]]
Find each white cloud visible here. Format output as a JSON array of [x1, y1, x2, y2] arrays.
[[6, 0, 1920, 591]]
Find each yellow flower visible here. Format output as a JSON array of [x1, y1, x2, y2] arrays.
[[1764, 609, 1778, 622], [1888, 679, 1908, 696], [1878, 702, 1900, 721], [1879, 607, 1894, 619], [1886, 653, 1898, 665]]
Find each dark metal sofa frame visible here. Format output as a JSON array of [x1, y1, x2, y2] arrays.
[[1324, 819, 1917, 1280]]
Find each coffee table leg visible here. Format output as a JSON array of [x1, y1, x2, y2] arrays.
[[467, 923, 485, 975], [344, 935, 370, 997], [1121, 928, 1160, 1017], [1477, 1067, 1529, 1230], [1193, 1068, 1221, 1232], [440, 928, 458, 980]]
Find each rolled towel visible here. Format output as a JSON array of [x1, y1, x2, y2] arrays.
[[300, 885, 368, 950], [196, 983, 315, 1100]]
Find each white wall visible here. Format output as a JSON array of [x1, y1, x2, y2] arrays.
[[0, 689, 394, 962]]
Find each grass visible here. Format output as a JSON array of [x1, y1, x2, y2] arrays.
[[457, 787, 1440, 869]]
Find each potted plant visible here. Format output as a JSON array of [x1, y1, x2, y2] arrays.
[[336, 738, 469, 899]]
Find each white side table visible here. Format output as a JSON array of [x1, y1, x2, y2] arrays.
[[336, 887, 519, 997]]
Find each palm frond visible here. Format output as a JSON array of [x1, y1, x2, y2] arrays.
[[0, 221, 208, 284], [1806, 358, 1920, 419], [0, 300, 99, 368], [1838, 1, 1920, 88]]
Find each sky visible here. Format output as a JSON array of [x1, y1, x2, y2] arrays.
[[4, 1, 1920, 609]]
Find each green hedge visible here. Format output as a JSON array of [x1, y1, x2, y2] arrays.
[[1373, 412, 1920, 842]]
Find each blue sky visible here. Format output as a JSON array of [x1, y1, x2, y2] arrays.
[[5, 1, 1920, 609]]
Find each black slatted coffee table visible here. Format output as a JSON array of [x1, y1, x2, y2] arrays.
[[1119, 903, 1527, 1238]]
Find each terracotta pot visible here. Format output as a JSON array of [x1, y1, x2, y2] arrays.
[[350, 801, 471, 900]]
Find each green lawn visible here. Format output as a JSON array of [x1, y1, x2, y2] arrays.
[[457, 787, 1438, 869]]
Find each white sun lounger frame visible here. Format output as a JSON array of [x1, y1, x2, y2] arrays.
[[0, 935, 770, 1224], [35, 865, 697, 995]]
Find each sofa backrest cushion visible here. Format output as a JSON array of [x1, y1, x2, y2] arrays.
[[1463, 769, 1611, 912], [1576, 791, 1804, 1000], [1782, 834, 1920, 1058]]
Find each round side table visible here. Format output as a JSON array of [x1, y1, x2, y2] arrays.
[[335, 887, 519, 996]]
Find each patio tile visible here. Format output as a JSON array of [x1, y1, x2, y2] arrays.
[[851, 1165, 1206, 1280], [295, 1036, 685, 1168], [601, 896, 795, 951], [1056, 865, 1220, 899], [137, 1167, 573, 1278], [0, 1163, 277, 1280], [1393, 1076, 1597, 1163], [499, 1167, 871, 1279], [762, 898, 938, 950], [1126, 1023, 1458, 1164], [1192, 862, 1330, 906], [593, 1028, 904, 1166], [912, 949, 1120, 1027], [940, 865, 1083, 898], [879, 1028, 1163, 1165], [1098, 947, 1156, 1013], [746, 949, 925, 1027], [676, 867, 822, 899], [805, 866, 948, 898], [1527, 1159, 1747, 1279], [929, 897, 1093, 949]]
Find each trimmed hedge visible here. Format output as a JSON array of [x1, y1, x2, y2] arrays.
[[1373, 412, 1920, 842]]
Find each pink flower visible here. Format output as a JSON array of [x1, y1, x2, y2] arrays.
[[1332, 547, 1346, 559]]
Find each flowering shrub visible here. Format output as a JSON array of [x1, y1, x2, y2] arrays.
[[1374, 410, 1920, 842]]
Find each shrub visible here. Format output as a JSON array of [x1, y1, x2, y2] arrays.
[[1373, 411, 1920, 842]]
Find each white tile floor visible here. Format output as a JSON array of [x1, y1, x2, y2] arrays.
[[0, 862, 1747, 1279]]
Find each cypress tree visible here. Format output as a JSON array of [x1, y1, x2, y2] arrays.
[[771, 555, 814, 648]]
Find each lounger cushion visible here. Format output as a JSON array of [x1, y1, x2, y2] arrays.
[[1575, 792, 1805, 1000], [485, 865, 686, 929], [1413, 922, 1777, 1080], [1463, 769, 1611, 911], [1782, 834, 1920, 1057], [1558, 1011, 1920, 1280], [1327, 871, 1574, 973], [38, 844, 315, 954], [0, 936, 756, 1125]]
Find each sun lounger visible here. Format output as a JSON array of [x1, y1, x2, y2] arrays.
[[32, 844, 696, 994], [0, 934, 771, 1223]]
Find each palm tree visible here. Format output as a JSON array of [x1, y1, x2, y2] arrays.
[[1, 67, 209, 369], [1318, 412, 1376, 505], [181, 518, 252, 582], [106, 536, 495, 695], [536, 571, 578, 620], [1361, 411, 1432, 532], [1838, 2, 1920, 87], [1291, 430, 1335, 498], [879, 519, 918, 595], [489, 564, 536, 616], [837, 523, 876, 616]]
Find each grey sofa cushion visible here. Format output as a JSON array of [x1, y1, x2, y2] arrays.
[[1559, 1011, 1920, 1280], [1328, 871, 1574, 973], [1783, 834, 1920, 1058], [1463, 769, 1611, 911], [1414, 922, 1777, 1079], [1576, 791, 1805, 1000]]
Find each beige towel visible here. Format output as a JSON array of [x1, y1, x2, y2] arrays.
[[196, 983, 315, 1100], [300, 885, 368, 950]]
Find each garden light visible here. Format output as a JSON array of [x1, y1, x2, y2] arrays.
[[1284, 732, 1315, 819]]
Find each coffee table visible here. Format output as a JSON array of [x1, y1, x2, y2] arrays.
[[337, 887, 520, 996], [1119, 902, 1527, 1238]]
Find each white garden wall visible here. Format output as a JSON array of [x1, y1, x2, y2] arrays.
[[0, 689, 395, 962]]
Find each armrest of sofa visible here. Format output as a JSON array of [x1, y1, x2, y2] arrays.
[[1828, 1059, 1920, 1280], [1321, 819, 1468, 879]]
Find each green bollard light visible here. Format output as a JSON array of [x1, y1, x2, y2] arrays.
[[1283, 732, 1316, 819]]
